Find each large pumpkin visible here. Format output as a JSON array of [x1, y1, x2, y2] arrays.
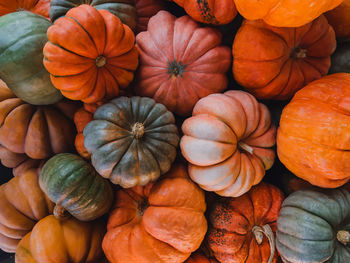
[[0, 11, 62, 105], [43, 5, 139, 103], [84, 96, 179, 188], [276, 188, 350, 263], [233, 16, 336, 100], [329, 42, 350, 74], [134, 11, 231, 116], [102, 163, 207, 263], [325, 0, 350, 40], [0, 168, 54, 253], [135, 0, 165, 33], [180, 90, 276, 197], [277, 73, 350, 188], [0, 0, 50, 17]]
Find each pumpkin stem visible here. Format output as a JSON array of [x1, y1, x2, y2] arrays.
[[53, 205, 71, 221], [167, 61, 186, 77], [238, 142, 254, 154], [337, 230, 350, 246], [96, 56, 107, 68], [132, 122, 145, 139], [252, 224, 275, 263], [292, 47, 307, 59]]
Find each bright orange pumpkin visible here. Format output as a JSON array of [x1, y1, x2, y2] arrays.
[[0, 0, 50, 17], [325, 0, 350, 39]]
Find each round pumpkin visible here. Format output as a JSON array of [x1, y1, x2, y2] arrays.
[[325, 0, 350, 40], [233, 15, 336, 100], [102, 163, 207, 263], [83, 96, 179, 188], [185, 252, 218, 263], [43, 4, 139, 103], [277, 73, 350, 188], [134, 11, 231, 116], [0, 168, 54, 253], [0, 0, 50, 17], [39, 153, 113, 221], [15, 215, 106, 263], [329, 42, 350, 74], [180, 90, 276, 197], [0, 11, 62, 105], [276, 188, 350, 263], [135, 0, 165, 33]]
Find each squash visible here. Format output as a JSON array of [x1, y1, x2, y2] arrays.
[[233, 16, 336, 100], [0, 0, 50, 18], [277, 73, 350, 188], [325, 0, 350, 40], [102, 163, 207, 263], [329, 42, 350, 74], [185, 252, 218, 263], [134, 11, 231, 116], [0, 11, 62, 105], [43, 5, 139, 103], [180, 90, 276, 197], [276, 188, 350, 263], [135, 0, 165, 33], [39, 153, 113, 221], [84, 96, 179, 188]]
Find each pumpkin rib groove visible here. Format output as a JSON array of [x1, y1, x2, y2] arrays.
[[148, 35, 170, 64], [277, 225, 334, 243], [23, 109, 39, 156], [141, 142, 161, 174], [103, 65, 121, 89], [144, 134, 178, 147], [300, 26, 331, 51], [47, 40, 93, 60]]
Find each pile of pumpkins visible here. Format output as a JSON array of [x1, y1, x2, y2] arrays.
[[0, 0, 349, 262]]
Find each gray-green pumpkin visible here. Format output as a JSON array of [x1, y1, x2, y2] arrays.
[[276, 188, 350, 263], [0, 11, 62, 105], [39, 153, 113, 221], [329, 42, 350, 74], [83, 96, 179, 188]]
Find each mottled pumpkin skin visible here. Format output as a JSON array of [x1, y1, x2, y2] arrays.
[[276, 188, 350, 263], [185, 252, 218, 263], [102, 164, 207, 263], [277, 73, 350, 188], [329, 42, 350, 74], [0, 0, 50, 17], [233, 16, 336, 100], [135, 0, 164, 33], [325, 0, 350, 40]]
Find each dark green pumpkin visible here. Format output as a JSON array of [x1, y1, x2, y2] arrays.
[[329, 42, 350, 74], [39, 153, 113, 221], [0, 11, 62, 105], [276, 188, 350, 263], [83, 96, 179, 188]]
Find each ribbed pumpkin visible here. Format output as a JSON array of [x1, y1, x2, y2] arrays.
[[43, 5, 139, 103], [0, 0, 49, 17], [180, 90, 276, 197], [102, 163, 207, 263], [207, 183, 284, 263], [233, 16, 336, 100], [325, 0, 350, 40], [276, 188, 350, 263], [277, 73, 350, 188], [0, 168, 54, 253], [329, 42, 350, 74], [39, 153, 113, 221], [15, 215, 106, 263], [135, 11, 231, 116], [0, 11, 62, 105], [135, 0, 164, 33], [84, 96, 179, 188], [185, 252, 218, 263]]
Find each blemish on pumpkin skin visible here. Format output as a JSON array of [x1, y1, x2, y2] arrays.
[[196, 0, 219, 24]]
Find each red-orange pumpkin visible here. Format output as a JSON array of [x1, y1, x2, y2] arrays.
[[135, 0, 165, 33], [185, 252, 218, 263], [0, 0, 50, 17], [325, 0, 350, 40]]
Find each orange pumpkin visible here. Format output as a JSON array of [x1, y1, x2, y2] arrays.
[[233, 16, 336, 100], [0, 0, 50, 17], [180, 90, 276, 197], [277, 73, 350, 188], [102, 163, 207, 263], [185, 252, 218, 263], [325, 0, 350, 39], [43, 5, 139, 103], [135, 0, 165, 33]]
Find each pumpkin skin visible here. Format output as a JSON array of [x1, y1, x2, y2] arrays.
[[102, 163, 207, 263], [0, 11, 62, 105], [276, 188, 350, 263], [180, 90, 276, 197], [277, 73, 350, 188], [135, 0, 165, 33], [0, 0, 50, 17], [185, 252, 218, 263], [325, 0, 350, 40], [43, 5, 139, 103], [84, 96, 179, 188], [15, 215, 106, 263], [329, 42, 350, 74], [233, 16, 336, 100], [0, 168, 54, 253], [39, 153, 113, 221]]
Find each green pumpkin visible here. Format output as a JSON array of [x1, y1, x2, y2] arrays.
[[83, 96, 179, 188], [329, 42, 350, 74], [0, 11, 62, 105], [39, 153, 113, 221], [276, 188, 350, 263]]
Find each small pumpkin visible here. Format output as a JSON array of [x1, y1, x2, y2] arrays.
[[39, 153, 113, 221], [102, 163, 207, 263], [325, 0, 350, 40], [329, 42, 350, 74], [180, 90, 276, 197], [0, 0, 50, 17], [276, 188, 350, 263], [43, 5, 139, 103], [185, 252, 218, 263], [233, 16, 336, 100], [135, 0, 165, 33], [277, 73, 350, 188]]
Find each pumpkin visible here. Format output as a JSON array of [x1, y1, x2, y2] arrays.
[[185, 252, 218, 263], [83, 96, 179, 188], [207, 183, 283, 263], [0, 0, 50, 18], [0, 168, 54, 253], [277, 73, 350, 188], [135, 0, 165, 33], [276, 188, 350, 263], [233, 16, 336, 100], [102, 163, 207, 263], [0, 11, 62, 105], [50, 0, 137, 30], [43, 5, 139, 104], [15, 215, 106, 263], [329, 42, 350, 74], [180, 90, 276, 197], [325, 0, 350, 40], [39, 153, 113, 221], [134, 11, 231, 116]]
